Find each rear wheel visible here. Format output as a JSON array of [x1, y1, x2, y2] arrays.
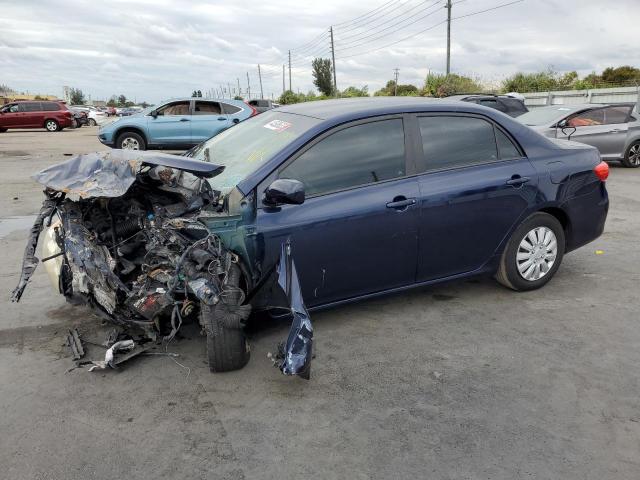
[[88, 118, 97, 127], [496, 212, 565, 291], [44, 119, 59, 132], [201, 265, 251, 372], [622, 142, 640, 168], [116, 131, 146, 150], [0, 127, 7, 133]]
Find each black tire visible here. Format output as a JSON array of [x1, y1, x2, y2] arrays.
[[201, 265, 251, 372], [44, 119, 59, 132], [116, 131, 146, 150], [496, 212, 565, 291], [0, 127, 7, 133], [622, 141, 640, 168], [88, 118, 97, 127]]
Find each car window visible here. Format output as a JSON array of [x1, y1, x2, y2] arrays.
[[479, 99, 505, 111], [23, 102, 42, 112], [567, 109, 604, 127], [495, 129, 522, 159], [500, 98, 527, 113], [418, 116, 498, 170], [602, 106, 632, 124], [194, 101, 221, 115], [222, 103, 242, 114], [41, 102, 60, 111], [280, 119, 406, 196], [156, 101, 190, 116]]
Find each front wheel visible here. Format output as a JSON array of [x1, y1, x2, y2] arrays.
[[0, 127, 7, 133], [622, 142, 640, 168], [116, 131, 146, 150], [44, 119, 59, 132], [496, 212, 565, 291], [88, 118, 97, 127]]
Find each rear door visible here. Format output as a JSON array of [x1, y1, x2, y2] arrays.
[[257, 116, 420, 307], [413, 113, 538, 281], [146, 100, 191, 145], [22, 102, 43, 127], [191, 100, 229, 143]]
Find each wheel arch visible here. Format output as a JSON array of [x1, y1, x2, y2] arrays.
[[114, 126, 147, 144], [538, 206, 571, 249]]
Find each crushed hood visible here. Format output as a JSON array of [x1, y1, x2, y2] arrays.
[[33, 150, 225, 199]]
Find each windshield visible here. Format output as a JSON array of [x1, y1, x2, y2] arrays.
[[517, 106, 581, 126], [190, 111, 321, 193]]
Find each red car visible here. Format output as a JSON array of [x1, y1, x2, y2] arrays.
[[0, 100, 74, 132]]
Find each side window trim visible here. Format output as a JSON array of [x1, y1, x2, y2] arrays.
[[412, 112, 526, 175], [256, 114, 412, 205]]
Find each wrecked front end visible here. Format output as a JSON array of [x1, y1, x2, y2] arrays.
[[12, 150, 313, 378]]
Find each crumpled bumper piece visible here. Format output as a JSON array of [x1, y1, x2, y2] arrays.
[[277, 240, 313, 379], [11, 196, 59, 302]]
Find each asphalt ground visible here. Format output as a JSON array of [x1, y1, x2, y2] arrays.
[[0, 126, 638, 479]]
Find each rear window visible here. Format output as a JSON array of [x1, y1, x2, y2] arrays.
[[501, 98, 527, 113], [222, 103, 242, 114], [23, 102, 42, 112], [41, 102, 61, 111]]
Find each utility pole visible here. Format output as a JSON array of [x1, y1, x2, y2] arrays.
[[246, 72, 251, 99], [446, 0, 452, 75], [282, 64, 286, 95], [227, 82, 232, 98], [288, 50, 292, 91], [330, 26, 337, 96], [237, 78, 241, 97], [257, 64, 264, 99], [393, 68, 399, 96]]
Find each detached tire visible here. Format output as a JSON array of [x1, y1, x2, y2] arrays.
[[496, 212, 565, 291], [622, 141, 640, 168], [116, 131, 146, 150], [201, 265, 251, 372]]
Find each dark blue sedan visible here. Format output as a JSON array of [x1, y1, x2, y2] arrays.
[[14, 97, 609, 377]]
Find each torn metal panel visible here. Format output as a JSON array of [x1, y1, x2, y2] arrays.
[[32, 150, 225, 199], [88, 339, 136, 371], [11, 195, 60, 302], [65, 328, 85, 361], [276, 240, 314, 379]]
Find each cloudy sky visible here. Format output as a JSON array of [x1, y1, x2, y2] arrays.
[[0, 0, 637, 103]]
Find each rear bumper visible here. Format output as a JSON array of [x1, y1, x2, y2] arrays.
[[563, 182, 609, 252]]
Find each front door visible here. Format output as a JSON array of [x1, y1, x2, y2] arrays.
[[147, 100, 191, 145], [191, 100, 230, 144], [413, 114, 538, 281], [0, 103, 24, 128], [256, 117, 420, 307]]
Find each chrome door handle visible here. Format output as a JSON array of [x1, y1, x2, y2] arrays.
[[386, 198, 416, 210], [608, 129, 623, 133]]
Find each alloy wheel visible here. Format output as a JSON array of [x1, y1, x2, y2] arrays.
[[45, 120, 57, 131], [516, 226, 557, 281], [121, 137, 140, 150], [628, 144, 640, 166]]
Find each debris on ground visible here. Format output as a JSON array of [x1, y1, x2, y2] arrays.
[[65, 328, 85, 361]]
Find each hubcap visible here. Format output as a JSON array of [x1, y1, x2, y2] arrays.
[[46, 121, 56, 131], [121, 137, 140, 150], [516, 226, 557, 281], [628, 144, 640, 166]]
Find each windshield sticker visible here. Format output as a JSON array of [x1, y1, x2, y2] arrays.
[[263, 119, 292, 132]]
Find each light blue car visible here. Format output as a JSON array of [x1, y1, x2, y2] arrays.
[[98, 97, 256, 150]]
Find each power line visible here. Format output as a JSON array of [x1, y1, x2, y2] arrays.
[[333, 0, 403, 28], [335, 0, 524, 60], [336, 1, 443, 50], [336, 0, 415, 35], [336, 0, 442, 42]]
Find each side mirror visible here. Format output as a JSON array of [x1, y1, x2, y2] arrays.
[[263, 179, 305, 206], [150, 110, 158, 118], [557, 119, 568, 128]]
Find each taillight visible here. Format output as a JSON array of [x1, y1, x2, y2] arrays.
[[245, 102, 258, 117], [594, 161, 609, 181]]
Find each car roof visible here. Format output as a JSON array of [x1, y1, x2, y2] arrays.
[[277, 96, 497, 119]]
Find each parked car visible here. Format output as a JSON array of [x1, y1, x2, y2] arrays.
[[447, 94, 529, 117], [248, 99, 280, 113], [517, 103, 640, 168], [106, 106, 117, 116], [14, 97, 609, 376], [68, 107, 89, 128], [0, 100, 74, 132], [70, 105, 107, 126], [98, 98, 256, 150]]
